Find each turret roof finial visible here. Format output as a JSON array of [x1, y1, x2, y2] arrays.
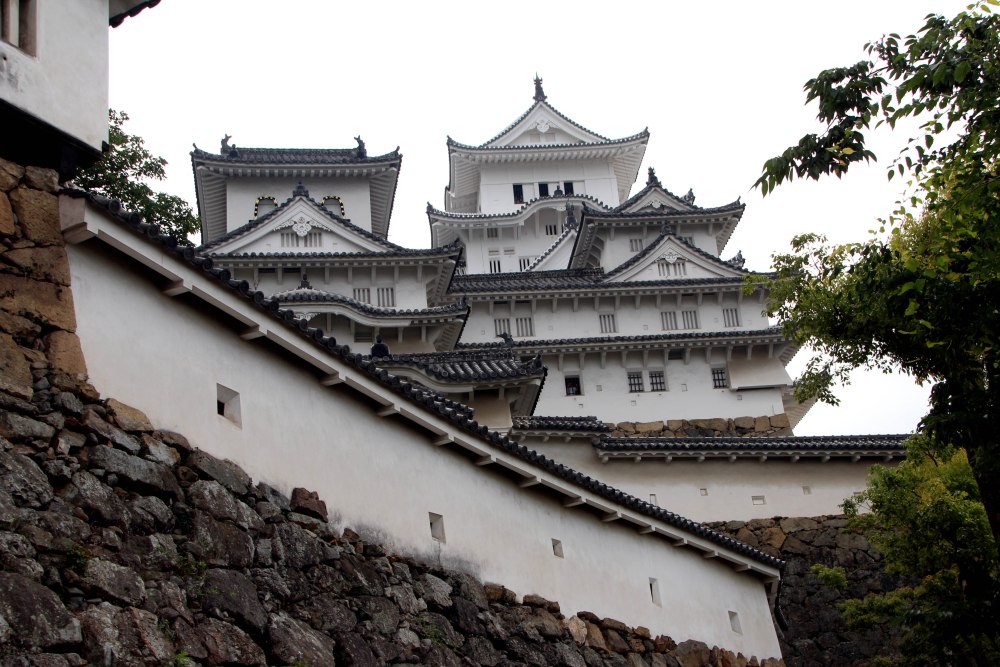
[[646, 167, 661, 187], [533, 74, 546, 102]]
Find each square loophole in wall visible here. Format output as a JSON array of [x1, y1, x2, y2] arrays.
[[802, 486, 812, 495], [551, 538, 564, 558], [216, 383, 241, 427], [729, 610, 742, 634], [429, 512, 446, 543], [649, 578, 662, 606], [751, 495, 766, 506]]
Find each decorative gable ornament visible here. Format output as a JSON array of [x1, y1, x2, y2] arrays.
[[535, 118, 552, 134], [274, 214, 338, 236], [660, 249, 681, 264]]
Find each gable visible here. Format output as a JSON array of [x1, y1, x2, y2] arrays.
[[620, 188, 693, 213], [530, 228, 577, 271], [486, 103, 609, 148], [605, 237, 745, 283], [204, 198, 386, 256]]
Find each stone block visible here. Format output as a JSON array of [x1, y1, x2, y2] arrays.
[[186, 449, 251, 496], [754, 416, 770, 432], [0, 331, 31, 392], [23, 167, 59, 193], [82, 557, 146, 605], [635, 420, 664, 434], [780, 517, 819, 533], [666, 420, 686, 432], [290, 486, 328, 521], [107, 398, 154, 432], [267, 611, 336, 666], [8, 188, 61, 245], [44, 330, 87, 379], [769, 413, 791, 428], [0, 572, 81, 648], [616, 421, 636, 434], [690, 418, 728, 432], [0, 158, 24, 191], [2, 245, 71, 285], [0, 309, 40, 338], [733, 416, 755, 429], [0, 191, 14, 236], [0, 274, 76, 331]]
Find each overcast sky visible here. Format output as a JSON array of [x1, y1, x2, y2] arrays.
[[107, 0, 971, 436]]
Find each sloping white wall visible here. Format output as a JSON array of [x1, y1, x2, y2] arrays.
[[66, 237, 782, 659]]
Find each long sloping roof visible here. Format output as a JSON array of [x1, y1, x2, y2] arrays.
[[68, 186, 783, 571], [596, 434, 909, 460], [273, 285, 468, 320], [190, 146, 401, 166], [513, 416, 612, 434], [371, 348, 545, 384]]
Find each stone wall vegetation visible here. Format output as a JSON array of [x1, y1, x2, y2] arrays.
[[0, 157, 786, 666], [707, 518, 899, 667]]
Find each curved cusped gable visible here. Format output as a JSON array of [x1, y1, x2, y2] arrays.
[[604, 235, 748, 284]]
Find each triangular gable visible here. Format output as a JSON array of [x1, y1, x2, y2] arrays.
[[485, 101, 611, 148], [530, 227, 577, 271], [203, 197, 388, 256], [604, 236, 746, 283], [619, 187, 694, 214]]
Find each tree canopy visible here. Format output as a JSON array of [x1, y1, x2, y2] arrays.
[[756, 2, 1000, 663], [74, 110, 199, 244]]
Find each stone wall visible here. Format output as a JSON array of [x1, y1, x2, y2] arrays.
[[706, 517, 900, 667], [0, 156, 784, 666], [610, 415, 792, 439]]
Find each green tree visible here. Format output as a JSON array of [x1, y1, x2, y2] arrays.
[[755, 3, 1000, 663], [74, 110, 199, 244]]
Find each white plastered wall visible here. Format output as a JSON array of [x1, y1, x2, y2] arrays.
[[0, 0, 108, 150], [479, 159, 618, 214], [225, 177, 374, 234], [66, 239, 781, 659], [526, 441, 877, 522]]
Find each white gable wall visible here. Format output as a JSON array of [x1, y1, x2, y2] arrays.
[[479, 159, 619, 214], [65, 234, 782, 660], [225, 177, 375, 234]]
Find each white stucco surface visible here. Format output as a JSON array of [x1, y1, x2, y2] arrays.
[[0, 0, 108, 149], [66, 233, 782, 660]]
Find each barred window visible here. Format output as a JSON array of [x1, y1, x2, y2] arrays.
[[657, 260, 669, 277], [630, 238, 644, 252], [565, 376, 581, 395], [599, 313, 617, 333], [519, 256, 537, 271], [672, 260, 688, 276], [376, 287, 395, 308], [515, 316, 534, 337], [489, 259, 502, 273], [494, 318, 511, 336], [661, 311, 678, 330], [649, 371, 666, 391], [681, 310, 700, 329], [280, 231, 300, 247], [352, 288, 371, 303], [563, 181, 575, 195], [545, 223, 560, 236], [304, 231, 322, 247], [486, 228, 499, 239], [712, 367, 728, 388], [627, 372, 644, 393], [723, 307, 741, 327]]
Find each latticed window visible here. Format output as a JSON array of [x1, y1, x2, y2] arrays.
[[661, 311, 678, 330], [712, 367, 728, 388], [488, 259, 502, 273], [723, 307, 740, 327], [280, 232, 300, 247], [515, 316, 534, 337], [494, 318, 511, 336], [486, 228, 499, 239], [672, 260, 688, 276], [681, 310, 700, 329], [304, 231, 322, 247], [352, 288, 371, 303], [649, 371, 666, 391], [630, 238, 644, 252], [519, 257, 537, 271], [545, 223, 560, 236], [376, 287, 395, 308], [657, 261, 669, 277], [627, 372, 644, 393], [599, 313, 617, 333]]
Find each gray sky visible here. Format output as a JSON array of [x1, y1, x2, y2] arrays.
[[108, 0, 970, 436]]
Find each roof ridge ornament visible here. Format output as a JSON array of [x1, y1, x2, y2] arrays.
[[354, 135, 367, 159], [682, 188, 696, 205], [293, 181, 309, 198], [646, 167, 661, 187], [533, 74, 547, 102], [221, 134, 239, 158], [565, 204, 578, 230]]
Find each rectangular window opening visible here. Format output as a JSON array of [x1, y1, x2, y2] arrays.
[[598, 313, 617, 334], [515, 316, 534, 337], [488, 259, 502, 273], [649, 578, 662, 607], [494, 318, 511, 337], [712, 367, 728, 389], [544, 223, 560, 236], [751, 495, 766, 506], [429, 512, 446, 542], [551, 538, 564, 558], [486, 227, 499, 239], [667, 349, 684, 361], [681, 310, 700, 330], [661, 311, 678, 330], [627, 371, 644, 393], [699, 487, 708, 496], [729, 611, 742, 634], [629, 238, 644, 252], [513, 184, 524, 204], [649, 493, 658, 505], [353, 287, 371, 304], [649, 370, 666, 392], [565, 376, 581, 396], [723, 307, 741, 328], [563, 181, 575, 195], [802, 486, 813, 495], [538, 183, 550, 197], [376, 287, 395, 308], [215, 383, 242, 428]]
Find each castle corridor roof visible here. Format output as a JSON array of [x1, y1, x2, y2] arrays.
[[370, 348, 545, 384], [595, 434, 909, 461]]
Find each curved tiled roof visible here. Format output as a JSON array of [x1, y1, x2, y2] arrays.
[[512, 416, 612, 433], [109, 1, 160, 27], [371, 349, 545, 383], [476, 98, 614, 146], [448, 129, 650, 152], [525, 224, 577, 271], [614, 179, 697, 213], [602, 231, 762, 280], [588, 202, 745, 218], [66, 187, 783, 571], [273, 287, 468, 319], [209, 247, 460, 261], [456, 327, 787, 350], [190, 146, 401, 166], [596, 434, 909, 459], [427, 194, 609, 221], [450, 267, 766, 294]]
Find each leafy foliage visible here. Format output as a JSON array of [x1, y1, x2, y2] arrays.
[[74, 110, 199, 244], [755, 2, 1000, 663]]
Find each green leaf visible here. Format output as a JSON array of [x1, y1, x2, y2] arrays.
[[954, 60, 971, 83]]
